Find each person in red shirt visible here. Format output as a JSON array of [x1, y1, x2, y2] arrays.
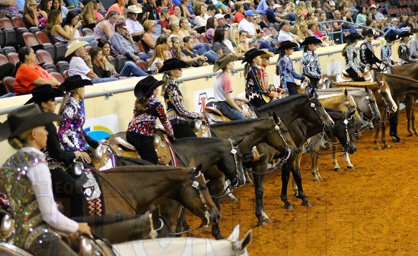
[[234, 2, 245, 23], [14, 46, 61, 95], [106, 0, 125, 17], [157, 0, 175, 16]]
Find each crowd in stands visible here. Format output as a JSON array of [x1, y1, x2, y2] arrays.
[[0, 0, 416, 98]]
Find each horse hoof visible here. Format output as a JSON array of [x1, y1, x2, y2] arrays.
[[407, 133, 414, 137], [302, 200, 312, 207], [284, 203, 293, 210], [334, 167, 341, 172], [213, 234, 224, 240], [257, 216, 271, 227], [384, 145, 391, 149], [229, 195, 238, 203], [347, 165, 354, 169], [392, 136, 402, 142], [375, 146, 381, 150], [415, 132, 418, 136], [313, 178, 320, 182]]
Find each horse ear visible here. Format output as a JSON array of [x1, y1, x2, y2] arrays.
[[234, 138, 244, 146], [364, 86, 368, 92], [308, 87, 314, 97], [240, 229, 253, 251], [348, 109, 356, 117], [344, 88, 348, 97], [272, 112, 279, 123], [227, 224, 240, 242], [191, 164, 203, 173]]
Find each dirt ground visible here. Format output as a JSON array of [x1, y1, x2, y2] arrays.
[[186, 109, 418, 256]]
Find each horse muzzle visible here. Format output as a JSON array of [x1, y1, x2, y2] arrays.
[[325, 120, 335, 132], [345, 142, 357, 154], [209, 211, 221, 225]]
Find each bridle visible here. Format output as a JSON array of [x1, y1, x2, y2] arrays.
[[377, 81, 393, 117], [363, 94, 377, 128], [191, 171, 210, 227], [228, 138, 242, 188], [342, 113, 354, 149]]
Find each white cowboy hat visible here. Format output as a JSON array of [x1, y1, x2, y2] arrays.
[[65, 40, 89, 58], [125, 5, 142, 13]]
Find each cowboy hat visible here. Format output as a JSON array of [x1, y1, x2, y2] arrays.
[[25, 84, 64, 105], [134, 76, 164, 99], [115, 20, 128, 29], [385, 33, 397, 42], [241, 49, 266, 64], [159, 58, 189, 73], [398, 30, 413, 39], [213, 54, 239, 72], [363, 29, 374, 37], [260, 49, 275, 58], [0, 104, 61, 141], [65, 40, 89, 58], [347, 33, 362, 42], [59, 75, 93, 92], [125, 5, 142, 13], [276, 40, 298, 51], [300, 36, 322, 46]]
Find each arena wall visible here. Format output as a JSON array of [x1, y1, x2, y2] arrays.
[[0, 40, 393, 163]]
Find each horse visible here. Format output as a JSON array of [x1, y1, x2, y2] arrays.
[[307, 108, 358, 183], [375, 73, 418, 140], [332, 80, 397, 150], [317, 87, 381, 128]]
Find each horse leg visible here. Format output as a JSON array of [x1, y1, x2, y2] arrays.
[[374, 121, 382, 150], [345, 153, 354, 169], [253, 164, 270, 226], [281, 162, 293, 210], [382, 120, 390, 149], [330, 145, 340, 171], [310, 143, 322, 182], [208, 179, 225, 240], [406, 101, 414, 136], [292, 155, 311, 207]]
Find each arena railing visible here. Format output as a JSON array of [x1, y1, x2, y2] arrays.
[[318, 20, 384, 44]]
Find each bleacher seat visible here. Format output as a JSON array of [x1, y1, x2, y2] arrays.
[[23, 32, 40, 48], [198, 35, 209, 44], [107, 55, 116, 68], [134, 42, 141, 53], [3, 46, 16, 58], [136, 60, 148, 72], [3, 76, 15, 93], [50, 72, 65, 83], [115, 55, 127, 73], [138, 41, 147, 53], [56, 61, 69, 74], [0, 18, 17, 47], [269, 27, 278, 38], [7, 52, 18, 65], [63, 70, 69, 78], [263, 28, 272, 36], [11, 17, 30, 46], [36, 50, 56, 71], [0, 54, 9, 65], [54, 42, 66, 61], [82, 28, 94, 36], [35, 31, 55, 60]]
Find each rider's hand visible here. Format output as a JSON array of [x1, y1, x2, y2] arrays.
[[304, 77, 310, 82], [198, 112, 205, 119], [77, 223, 92, 237], [75, 151, 91, 163], [242, 110, 251, 118], [100, 140, 109, 145], [358, 72, 363, 77]]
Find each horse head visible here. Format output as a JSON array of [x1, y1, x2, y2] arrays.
[[306, 89, 335, 131], [185, 165, 220, 226], [341, 110, 357, 154], [363, 86, 381, 127], [378, 80, 398, 117], [343, 90, 362, 130]]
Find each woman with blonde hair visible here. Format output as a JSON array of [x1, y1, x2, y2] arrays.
[[23, 0, 48, 30], [93, 10, 119, 41], [296, 1, 308, 17], [46, 10, 82, 44], [142, 20, 158, 51], [148, 44, 170, 73], [306, 1, 314, 13], [228, 27, 244, 57], [80, 1, 97, 28], [298, 22, 309, 40]]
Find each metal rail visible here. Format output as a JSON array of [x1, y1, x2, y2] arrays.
[[318, 20, 384, 44]]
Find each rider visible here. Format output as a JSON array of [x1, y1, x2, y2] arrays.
[[381, 33, 397, 70], [25, 84, 85, 217], [160, 58, 204, 138], [127, 76, 174, 165], [277, 40, 310, 95], [301, 36, 325, 89], [0, 104, 91, 255], [342, 33, 366, 81], [58, 75, 100, 154], [213, 53, 251, 120], [359, 29, 382, 70], [398, 30, 416, 65], [244, 49, 273, 107], [260, 49, 280, 100]]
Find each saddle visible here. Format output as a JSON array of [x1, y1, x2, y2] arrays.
[[203, 107, 231, 124], [336, 67, 374, 83]]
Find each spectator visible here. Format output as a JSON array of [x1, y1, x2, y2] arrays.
[[64, 0, 83, 11], [238, 10, 262, 39], [265, 0, 282, 31], [171, 5, 184, 22], [179, 17, 197, 37], [319, 11, 331, 32], [39, 0, 52, 14], [159, 7, 172, 34], [228, 27, 244, 57], [369, 4, 384, 20], [80, 1, 97, 29], [98, 39, 149, 78], [109, 20, 152, 61], [66, 40, 117, 84], [89, 46, 120, 81], [274, 4, 290, 21], [296, 1, 308, 17], [284, 2, 297, 22], [324, 0, 336, 12], [234, 2, 245, 23], [314, 0, 322, 11], [295, 14, 305, 27], [193, 3, 207, 28], [192, 0, 204, 12], [143, 0, 159, 20], [237, 30, 250, 53], [46, 10, 81, 44], [169, 21, 182, 41], [181, 0, 195, 19], [148, 44, 170, 72], [63, 11, 98, 45], [51, 0, 68, 20], [23, 0, 48, 30], [206, 17, 217, 44], [211, 0, 230, 14], [206, 4, 217, 18], [93, 10, 119, 41], [182, 36, 215, 65], [14, 46, 61, 95], [158, 0, 175, 16], [91, 0, 103, 21], [410, 28, 418, 60], [277, 20, 301, 44], [344, 10, 354, 23], [106, 0, 125, 17], [142, 20, 157, 51], [298, 22, 309, 40], [308, 20, 328, 42], [170, 36, 182, 58], [213, 28, 231, 55], [125, 5, 144, 42], [0, 0, 23, 17], [255, 0, 268, 16], [215, 13, 231, 29], [356, 6, 367, 25]]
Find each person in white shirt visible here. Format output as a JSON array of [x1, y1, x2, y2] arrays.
[[125, 5, 144, 42], [238, 10, 261, 39], [0, 104, 91, 255], [277, 20, 301, 45]]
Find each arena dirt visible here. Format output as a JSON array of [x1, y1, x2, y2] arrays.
[[186, 109, 418, 256]]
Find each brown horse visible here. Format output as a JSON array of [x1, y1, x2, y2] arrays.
[[333, 81, 397, 149]]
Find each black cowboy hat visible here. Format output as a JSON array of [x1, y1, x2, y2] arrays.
[[0, 104, 61, 141], [348, 33, 362, 42], [385, 33, 397, 42], [134, 76, 165, 99], [397, 30, 413, 39], [58, 75, 93, 92], [25, 84, 64, 105], [300, 36, 322, 46], [241, 49, 266, 63], [276, 40, 298, 52], [363, 29, 374, 37], [158, 58, 189, 73]]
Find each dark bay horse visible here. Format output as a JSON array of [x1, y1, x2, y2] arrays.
[[333, 81, 397, 149], [307, 108, 358, 182], [376, 72, 418, 140], [254, 91, 334, 212]]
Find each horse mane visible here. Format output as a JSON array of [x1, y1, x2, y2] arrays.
[[210, 117, 268, 127], [378, 72, 418, 85], [324, 107, 344, 113], [317, 93, 344, 99], [256, 93, 307, 112], [101, 165, 189, 173]]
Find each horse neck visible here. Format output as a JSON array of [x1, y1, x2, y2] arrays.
[[211, 119, 270, 142], [260, 97, 308, 126], [393, 63, 418, 80], [289, 119, 322, 147], [320, 95, 345, 110]]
